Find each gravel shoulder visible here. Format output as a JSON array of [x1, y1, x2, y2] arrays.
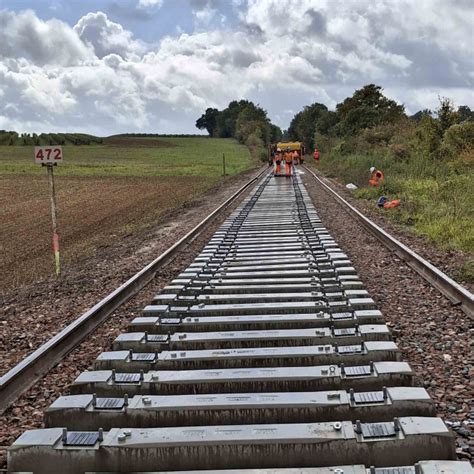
[[301, 168, 473, 461]]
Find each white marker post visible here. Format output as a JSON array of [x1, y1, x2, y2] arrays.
[[35, 146, 63, 277]]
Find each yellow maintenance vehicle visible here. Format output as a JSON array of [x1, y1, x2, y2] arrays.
[[268, 141, 306, 176]]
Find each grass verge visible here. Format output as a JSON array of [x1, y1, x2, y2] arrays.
[[308, 151, 473, 285]]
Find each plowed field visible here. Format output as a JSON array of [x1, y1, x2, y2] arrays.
[[0, 137, 253, 292]]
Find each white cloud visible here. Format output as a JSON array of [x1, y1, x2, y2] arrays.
[[193, 6, 226, 29], [137, 0, 163, 8], [0, 2, 472, 135], [73, 12, 146, 59], [0, 9, 93, 66]]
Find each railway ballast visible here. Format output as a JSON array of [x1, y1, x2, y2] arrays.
[[7, 173, 471, 473]]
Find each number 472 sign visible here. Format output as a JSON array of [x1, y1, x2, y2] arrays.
[[35, 146, 63, 164]]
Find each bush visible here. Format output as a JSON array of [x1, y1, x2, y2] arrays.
[[259, 149, 268, 162], [440, 122, 474, 158], [245, 133, 264, 148], [388, 143, 410, 160], [361, 125, 395, 146]]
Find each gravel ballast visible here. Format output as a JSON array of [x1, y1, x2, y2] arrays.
[[1, 166, 471, 466], [301, 169, 473, 461], [0, 167, 265, 468]]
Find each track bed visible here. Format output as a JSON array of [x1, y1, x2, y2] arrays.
[[7, 174, 471, 473]]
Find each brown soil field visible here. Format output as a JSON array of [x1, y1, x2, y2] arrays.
[[0, 174, 215, 293], [103, 137, 177, 147]]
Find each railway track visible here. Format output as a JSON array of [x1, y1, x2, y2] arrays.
[[7, 172, 472, 473], [0, 167, 268, 414]]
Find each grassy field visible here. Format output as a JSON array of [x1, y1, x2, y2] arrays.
[[0, 137, 252, 177], [1, 137, 253, 292], [308, 150, 474, 281], [310, 153, 473, 251]]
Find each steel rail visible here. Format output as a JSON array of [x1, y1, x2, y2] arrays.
[[0, 167, 269, 413], [303, 165, 474, 319]]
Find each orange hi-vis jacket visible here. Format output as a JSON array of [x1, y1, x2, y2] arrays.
[[284, 152, 293, 163], [369, 169, 384, 186]]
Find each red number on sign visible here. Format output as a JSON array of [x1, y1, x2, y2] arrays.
[[36, 149, 44, 160], [54, 148, 61, 160], [45, 148, 52, 159]]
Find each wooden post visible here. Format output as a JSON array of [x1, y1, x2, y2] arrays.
[[46, 163, 60, 276], [222, 153, 226, 176]]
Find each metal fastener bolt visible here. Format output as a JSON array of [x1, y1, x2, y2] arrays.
[[333, 422, 342, 431]]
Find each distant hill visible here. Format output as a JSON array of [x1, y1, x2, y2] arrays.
[[0, 131, 207, 146], [109, 133, 206, 138], [0, 131, 103, 146]]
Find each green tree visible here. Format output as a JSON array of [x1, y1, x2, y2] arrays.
[[235, 103, 269, 144], [196, 100, 280, 146], [269, 123, 283, 143], [436, 97, 458, 134], [336, 84, 405, 135], [215, 100, 256, 137], [288, 102, 328, 149], [315, 110, 338, 136], [457, 105, 474, 123], [411, 109, 432, 122], [196, 108, 219, 136], [416, 115, 441, 157], [441, 121, 474, 158]]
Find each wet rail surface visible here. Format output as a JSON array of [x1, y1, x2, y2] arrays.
[[7, 174, 472, 473]]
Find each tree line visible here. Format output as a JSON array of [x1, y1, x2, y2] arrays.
[[286, 84, 474, 161], [195, 100, 282, 151], [0, 131, 103, 146]]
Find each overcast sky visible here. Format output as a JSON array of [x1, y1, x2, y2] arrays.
[[0, 0, 473, 135]]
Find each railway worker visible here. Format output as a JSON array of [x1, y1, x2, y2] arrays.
[[292, 149, 300, 165], [269, 145, 275, 167], [274, 148, 282, 175], [284, 148, 293, 177], [369, 166, 384, 186], [313, 148, 320, 161]]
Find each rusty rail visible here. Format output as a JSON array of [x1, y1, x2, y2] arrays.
[[0, 167, 269, 412], [303, 165, 474, 319]]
